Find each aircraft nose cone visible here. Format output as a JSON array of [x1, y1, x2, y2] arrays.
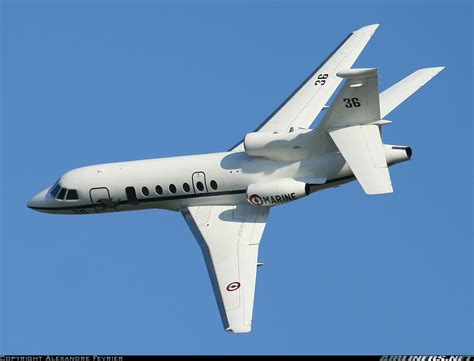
[[27, 188, 50, 210]]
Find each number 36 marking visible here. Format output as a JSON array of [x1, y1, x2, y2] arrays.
[[343, 98, 361, 108], [315, 73, 328, 85]]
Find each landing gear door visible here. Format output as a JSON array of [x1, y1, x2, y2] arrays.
[[192, 172, 208, 194]]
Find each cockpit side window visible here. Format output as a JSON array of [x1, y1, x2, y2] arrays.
[[66, 189, 78, 200], [57, 188, 67, 200]]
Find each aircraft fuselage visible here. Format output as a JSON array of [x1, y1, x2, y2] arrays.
[[27, 147, 409, 215]]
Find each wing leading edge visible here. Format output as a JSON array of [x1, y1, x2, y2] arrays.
[[182, 205, 270, 333]]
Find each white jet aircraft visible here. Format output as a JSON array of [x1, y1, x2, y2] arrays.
[[28, 24, 444, 333]]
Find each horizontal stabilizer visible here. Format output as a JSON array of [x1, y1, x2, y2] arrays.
[[329, 125, 393, 195], [379, 67, 445, 118]]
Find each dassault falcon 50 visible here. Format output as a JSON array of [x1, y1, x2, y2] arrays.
[[28, 24, 443, 333]]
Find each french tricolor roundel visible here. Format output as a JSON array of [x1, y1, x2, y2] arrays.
[[226, 281, 241, 292], [248, 194, 263, 206]]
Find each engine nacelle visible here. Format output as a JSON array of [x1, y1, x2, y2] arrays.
[[384, 144, 412, 165], [244, 130, 313, 161], [247, 179, 310, 206]]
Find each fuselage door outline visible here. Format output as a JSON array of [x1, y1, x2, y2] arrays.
[[89, 187, 112, 212]]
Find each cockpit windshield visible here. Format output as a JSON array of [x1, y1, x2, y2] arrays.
[[50, 181, 61, 197], [50, 180, 79, 201]]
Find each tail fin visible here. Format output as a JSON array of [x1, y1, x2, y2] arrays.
[[317, 68, 381, 131], [316, 67, 443, 195], [379, 67, 445, 118], [318, 68, 392, 195]]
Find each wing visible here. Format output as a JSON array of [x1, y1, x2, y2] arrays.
[[231, 24, 379, 151], [182, 204, 270, 333]]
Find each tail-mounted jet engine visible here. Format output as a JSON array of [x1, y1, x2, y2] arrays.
[[247, 179, 310, 206], [244, 129, 315, 161]]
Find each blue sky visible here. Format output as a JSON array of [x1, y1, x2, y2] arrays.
[[1, 0, 472, 355]]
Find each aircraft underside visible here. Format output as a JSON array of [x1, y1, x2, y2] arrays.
[[28, 23, 443, 333]]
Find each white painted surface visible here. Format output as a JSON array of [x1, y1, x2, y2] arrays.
[[27, 24, 442, 333]]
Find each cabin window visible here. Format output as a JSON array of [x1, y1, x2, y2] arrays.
[[155, 185, 163, 195], [196, 181, 204, 192], [210, 180, 218, 190], [169, 184, 177, 194], [57, 188, 67, 200], [66, 189, 78, 200], [183, 183, 190, 192], [142, 186, 149, 196], [126, 186, 139, 204]]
